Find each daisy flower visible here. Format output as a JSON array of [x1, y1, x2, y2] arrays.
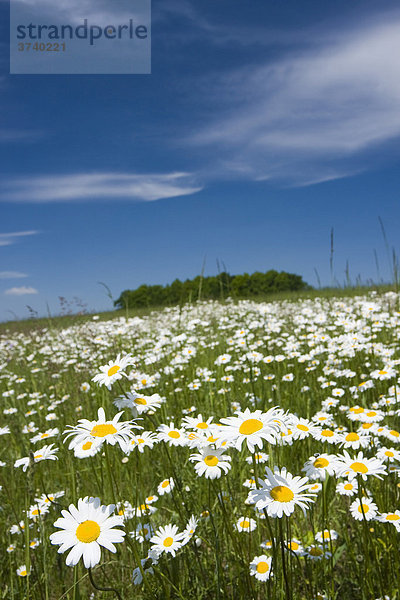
[[312, 428, 341, 444], [181, 515, 199, 546], [157, 478, 175, 496], [182, 413, 214, 431], [378, 511, 400, 531], [285, 539, 305, 556], [49, 497, 125, 568], [189, 446, 231, 479], [219, 407, 286, 452], [14, 444, 58, 472], [350, 496, 378, 521], [302, 454, 338, 481], [92, 353, 135, 389], [249, 555, 273, 581], [157, 422, 186, 447], [114, 392, 163, 417], [248, 466, 316, 518], [376, 447, 400, 463], [290, 417, 320, 441], [235, 516, 257, 533], [72, 438, 101, 459], [64, 407, 140, 452], [17, 565, 30, 577], [340, 431, 371, 450], [30, 428, 59, 444], [335, 450, 387, 480], [150, 524, 184, 557], [245, 452, 269, 464], [125, 431, 158, 454], [336, 479, 358, 496], [315, 529, 338, 544]]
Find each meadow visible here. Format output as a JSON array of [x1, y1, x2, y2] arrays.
[[1, 289, 400, 599]]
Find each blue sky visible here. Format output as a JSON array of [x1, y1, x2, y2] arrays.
[[1, 0, 400, 320]]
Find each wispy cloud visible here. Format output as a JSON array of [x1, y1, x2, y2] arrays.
[[189, 14, 400, 185], [12, 0, 146, 26], [0, 172, 202, 203], [4, 286, 38, 296], [0, 129, 44, 143], [0, 231, 40, 247], [0, 271, 28, 279]]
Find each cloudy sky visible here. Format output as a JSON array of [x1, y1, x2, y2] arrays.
[[1, 0, 400, 320]]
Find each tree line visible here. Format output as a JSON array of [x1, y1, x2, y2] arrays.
[[114, 270, 311, 310]]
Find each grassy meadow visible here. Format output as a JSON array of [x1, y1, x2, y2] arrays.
[[1, 287, 400, 599]]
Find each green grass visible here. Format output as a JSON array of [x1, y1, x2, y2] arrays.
[[1, 287, 400, 599]]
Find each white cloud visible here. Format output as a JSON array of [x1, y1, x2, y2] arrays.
[[4, 286, 38, 296], [0, 271, 28, 279], [0, 231, 40, 247], [0, 129, 44, 143], [0, 172, 202, 203], [190, 14, 400, 185]]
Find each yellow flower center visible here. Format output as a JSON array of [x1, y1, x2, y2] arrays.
[[297, 424, 309, 431], [314, 457, 329, 468], [40, 433, 49, 438], [207, 435, 218, 443], [161, 481, 170, 488], [362, 423, 372, 429], [163, 537, 173, 547], [350, 462, 368, 474], [137, 438, 145, 444], [19, 570, 27, 576], [390, 430, 400, 438], [256, 561, 269, 574], [35, 454, 43, 459], [91, 423, 117, 437], [288, 541, 299, 550], [204, 455, 219, 467], [196, 422, 208, 429], [239, 419, 263, 435], [344, 483, 353, 490], [240, 520, 250, 528], [346, 433, 359, 442], [358, 504, 370, 514], [76, 520, 101, 543], [107, 365, 120, 377], [270, 485, 294, 502], [168, 431, 180, 439], [321, 429, 334, 437], [378, 370, 387, 375], [386, 514, 400, 521], [385, 451, 394, 457], [134, 397, 147, 405], [366, 411, 376, 417], [82, 441, 92, 450], [31, 509, 39, 516]]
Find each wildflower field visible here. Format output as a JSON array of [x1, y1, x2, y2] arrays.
[[1, 291, 400, 600]]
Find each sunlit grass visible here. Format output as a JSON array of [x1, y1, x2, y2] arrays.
[[1, 288, 400, 599]]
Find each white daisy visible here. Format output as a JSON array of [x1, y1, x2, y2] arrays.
[[64, 407, 140, 452], [249, 555, 273, 581], [92, 354, 135, 389], [350, 497, 378, 521], [189, 446, 231, 479], [219, 407, 286, 452], [150, 524, 184, 557], [49, 497, 125, 568], [248, 466, 316, 518]]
